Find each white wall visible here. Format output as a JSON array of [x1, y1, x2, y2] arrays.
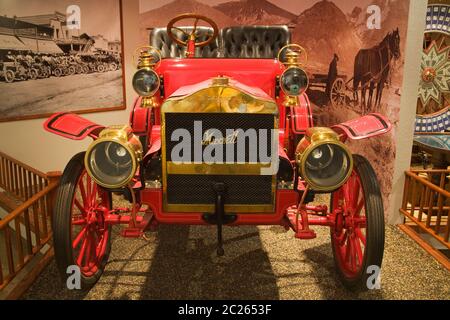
[[0, 0, 428, 223], [388, 0, 427, 223], [0, 0, 141, 173]]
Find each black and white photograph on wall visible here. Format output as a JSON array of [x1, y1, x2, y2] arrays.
[[0, 0, 124, 122]]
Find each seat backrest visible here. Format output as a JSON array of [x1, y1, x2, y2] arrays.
[[150, 26, 220, 58], [221, 26, 291, 58]]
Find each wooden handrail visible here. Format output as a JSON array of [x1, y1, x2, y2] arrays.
[[0, 151, 46, 179], [400, 208, 450, 250], [400, 169, 450, 269], [0, 150, 61, 297], [410, 169, 450, 173], [405, 171, 450, 198], [0, 182, 58, 229]]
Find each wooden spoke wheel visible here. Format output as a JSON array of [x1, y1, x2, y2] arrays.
[[53, 152, 112, 290], [330, 154, 385, 290], [4, 69, 14, 83], [29, 68, 38, 80], [330, 77, 346, 107]]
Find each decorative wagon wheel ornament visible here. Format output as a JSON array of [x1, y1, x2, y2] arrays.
[[330, 78, 346, 108], [418, 41, 450, 111], [132, 45, 162, 69]]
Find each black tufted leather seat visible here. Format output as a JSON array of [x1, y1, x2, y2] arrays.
[[221, 26, 290, 59], [150, 26, 220, 58]]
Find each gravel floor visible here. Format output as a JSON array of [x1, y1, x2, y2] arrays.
[[23, 222, 449, 300]]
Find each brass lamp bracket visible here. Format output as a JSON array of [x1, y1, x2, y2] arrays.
[[277, 44, 308, 67], [132, 45, 162, 70]]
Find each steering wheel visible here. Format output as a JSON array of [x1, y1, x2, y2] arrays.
[[167, 13, 219, 57]]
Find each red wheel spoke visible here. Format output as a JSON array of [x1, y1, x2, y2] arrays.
[[91, 183, 98, 206], [73, 226, 88, 249], [89, 233, 98, 267], [353, 234, 363, 266], [84, 233, 93, 267], [345, 236, 351, 263], [356, 198, 364, 215], [72, 215, 86, 225], [339, 230, 348, 246], [98, 231, 109, 257], [343, 185, 351, 209], [354, 216, 367, 227], [70, 169, 111, 278], [349, 234, 357, 271], [77, 234, 89, 266], [355, 227, 366, 246], [86, 175, 91, 203]]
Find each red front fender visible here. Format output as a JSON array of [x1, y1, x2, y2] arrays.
[[332, 113, 392, 141], [43, 112, 104, 140]]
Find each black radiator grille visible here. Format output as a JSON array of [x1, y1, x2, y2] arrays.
[[164, 112, 276, 208], [166, 175, 273, 204]]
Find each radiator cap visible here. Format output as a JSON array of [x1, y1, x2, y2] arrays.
[[212, 76, 229, 86]]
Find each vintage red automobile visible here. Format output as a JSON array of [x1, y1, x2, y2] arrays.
[[44, 14, 391, 291]]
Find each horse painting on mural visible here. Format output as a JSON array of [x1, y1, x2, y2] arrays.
[[353, 28, 401, 114]]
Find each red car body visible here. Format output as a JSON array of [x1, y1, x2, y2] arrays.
[[43, 17, 392, 290]]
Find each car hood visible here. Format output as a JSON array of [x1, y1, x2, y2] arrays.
[[161, 76, 278, 115]]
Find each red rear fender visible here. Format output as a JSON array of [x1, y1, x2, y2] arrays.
[[332, 113, 392, 141], [43, 112, 104, 140]]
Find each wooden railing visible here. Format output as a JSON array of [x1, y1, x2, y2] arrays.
[[400, 169, 450, 269], [0, 151, 60, 293]]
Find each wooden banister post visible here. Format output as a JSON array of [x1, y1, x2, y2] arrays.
[[45, 171, 61, 220]]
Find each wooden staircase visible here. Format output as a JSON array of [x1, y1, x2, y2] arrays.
[[0, 151, 61, 299]]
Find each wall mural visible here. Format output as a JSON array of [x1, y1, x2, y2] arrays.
[[0, 0, 125, 122], [137, 0, 410, 217]]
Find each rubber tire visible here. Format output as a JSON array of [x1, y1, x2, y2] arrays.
[[109, 63, 118, 71], [53, 152, 112, 290], [68, 66, 76, 75], [29, 69, 38, 80], [330, 154, 385, 291], [53, 68, 62, 77], [4, 70, 14, 83]]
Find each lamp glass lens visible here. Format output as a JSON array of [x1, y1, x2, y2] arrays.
[[305, 143, 351, 189], [88, 141, 133, 187], [281, 67, 308, 96], [132, 69, 159, 97]]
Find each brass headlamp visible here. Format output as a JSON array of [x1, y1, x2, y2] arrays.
[[277, 44, 309, 107], [132, 46, 162, 108], [85, 125, 143, 189], [295, 127, 353, 191]]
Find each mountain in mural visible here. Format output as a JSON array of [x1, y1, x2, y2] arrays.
[[214, 0, 296, 25], [291, 0, 362, 73], [139, 0, 236, 43]]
